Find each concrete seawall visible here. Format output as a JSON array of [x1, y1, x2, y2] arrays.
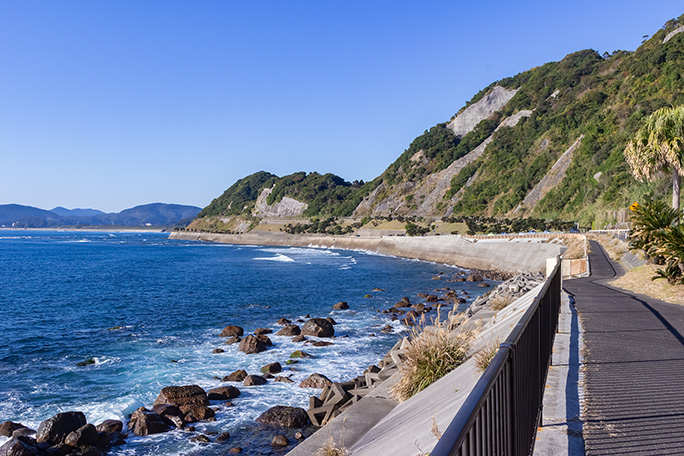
[[169, 232, 564, 274]]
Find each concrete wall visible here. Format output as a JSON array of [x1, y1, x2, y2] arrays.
[[170, 231, 564, 274]]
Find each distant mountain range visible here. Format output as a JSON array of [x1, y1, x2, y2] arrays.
[[0, 203, 202, 228]]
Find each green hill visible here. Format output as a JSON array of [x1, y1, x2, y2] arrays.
[[190, 14, 684, 231]]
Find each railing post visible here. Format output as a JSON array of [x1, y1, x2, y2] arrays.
[[500, 342, 516, 455]]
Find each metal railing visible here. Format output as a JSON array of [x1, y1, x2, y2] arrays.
[[432, 259, 562, 456]]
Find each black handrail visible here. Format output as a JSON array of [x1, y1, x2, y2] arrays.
[[432, 259, 562, 456]]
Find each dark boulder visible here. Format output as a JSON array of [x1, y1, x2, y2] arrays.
[[0, 422, 28, 438], [395, 297, 411, 307], [10, 429, 34, 439], [332, 302, 349, 310], [271, 435, 289, 447], [36, 412, 87, 445], [154, 385, 209, 407], [207, 386, 241, 401], [256, 335, 273, 346], [301, 318, 334, 338], [222, 369, 248, 382], [291, 335, 306, 342], [212, 348, 225, 354], [325, 317, 337, 325], [478, 282, 490, 288], [128, 408, 171, 436], [299, 373, 332, 389], [217, 432, 230, 442], [274, 376, 294, 383], [238, 335, 267, 354], [466, 274, 483, 282], [219, 325, 244, 337], [275, 325, 300, 336], [307, 341, 334, 347], [0, 436, 39, 456], [243, 375, 267, 386], [260, 362, 282, 374], [180, 405, 215, 421], [71, 445, 102, 456], [64, 424, 98, 447], [426, 295, 438, 302], [46, 443, 72, 456], [254, 328, 272, 335], [151, 404, 184, 428], [94, 420, 122, 435], [256, 406, 310, 428], [275, 318, 291, 326], [224, 336, 241, 345]]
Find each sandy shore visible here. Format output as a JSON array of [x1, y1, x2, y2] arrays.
[[170, 231, 563, 274]]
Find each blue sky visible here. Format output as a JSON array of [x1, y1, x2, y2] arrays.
[[1, 1, 682, 212]]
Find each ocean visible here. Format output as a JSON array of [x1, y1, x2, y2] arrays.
[[0, 230, 491, 455]]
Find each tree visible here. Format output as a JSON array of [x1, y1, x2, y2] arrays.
[[624, 106, 684, 212]]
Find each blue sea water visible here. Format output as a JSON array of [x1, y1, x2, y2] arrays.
[[0, 231, 491, 455]]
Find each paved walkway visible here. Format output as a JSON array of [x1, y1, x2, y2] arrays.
[[565, 241, 684, 455]]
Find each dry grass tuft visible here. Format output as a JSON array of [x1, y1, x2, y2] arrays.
[[391, 311, 472, 401], [559, 236, 587, 260], [474, 340, 500, 373], [489, 294, 514, 311], [315, 436, 349, 456]]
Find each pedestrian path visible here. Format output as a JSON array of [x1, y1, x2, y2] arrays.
[[565, 241, 684, 455]]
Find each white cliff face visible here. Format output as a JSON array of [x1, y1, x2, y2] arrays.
[[253, 187, 308, 218], [447, 86, 519, 137], [663, 25, 684, 44]]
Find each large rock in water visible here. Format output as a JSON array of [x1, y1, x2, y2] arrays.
[[154, 385, 209, 407], [36, 411, 87, 445], [275, 325, 300, 336], [219, 325, 244, 337], [332, 301, 349, 310], [0, 422, 28, 438], [238, 335, 267, 354], [301, 318, 334, 338], [256, 406, 310, 428], [299, 373, 333, 389], [222, 369, 248, 382], [64, 424, 98, 447], [207, 386, 241, 401], [128, 408, 171, 436]]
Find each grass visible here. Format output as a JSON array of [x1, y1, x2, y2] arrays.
[[391, 312, 472, 401], [549, 236, 586, 260], [489, 294, 514, 311], [474, 340, 499, 373], [609, 264, 684, 305], [315, 436, 348, 456]]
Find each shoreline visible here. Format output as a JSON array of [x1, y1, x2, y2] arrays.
[[0, 227, 166, 233], [170, 231, 564, 274]]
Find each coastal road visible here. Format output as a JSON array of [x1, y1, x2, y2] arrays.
[[565, 241, 684, 455]]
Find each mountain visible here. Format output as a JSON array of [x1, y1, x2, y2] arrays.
[[0, 203, 201, 228], [189, 14, 684, 230], [0, 204, 65, 228], [50, 207, 106, 218]]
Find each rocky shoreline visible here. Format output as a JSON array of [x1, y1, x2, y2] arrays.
[[1, 265, 510, 455]]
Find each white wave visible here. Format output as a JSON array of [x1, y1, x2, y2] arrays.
[[253, 253, 295, 262]]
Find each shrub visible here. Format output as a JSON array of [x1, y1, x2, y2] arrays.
[[474, 341, 500, 373], [489, 295, 514, 311], [315, 437, 348, 456], [391, 313, 471, 401]]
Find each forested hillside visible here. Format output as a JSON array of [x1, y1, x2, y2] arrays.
[[190, 15, 684, 231]]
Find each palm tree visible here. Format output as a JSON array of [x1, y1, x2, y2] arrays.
[[624, 106, 684, 211]]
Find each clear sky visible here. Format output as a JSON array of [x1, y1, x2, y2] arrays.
[[1, 1, 682, 212]]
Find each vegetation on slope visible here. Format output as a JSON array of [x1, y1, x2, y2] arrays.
[[192, 14, 684, 229]]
